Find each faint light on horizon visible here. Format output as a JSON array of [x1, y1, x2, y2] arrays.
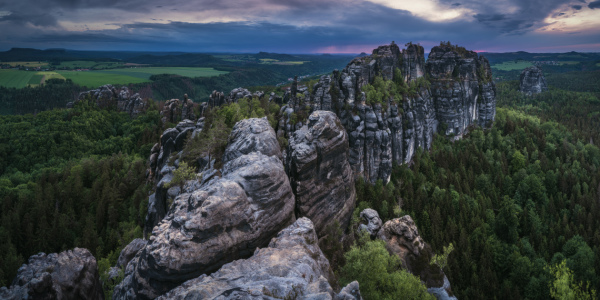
[[314, 44, 381, 54]]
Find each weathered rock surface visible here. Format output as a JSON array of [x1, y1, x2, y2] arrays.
[[0, 248, 103, 300], [156, 218, 361, 300], [160, 96, 195, 124], [115, 118, 296, 299], [223, 117, 282, 164], [116, 239, 148, 269], [377, 215, 445, 289], [286, 111, 356, 236], [519, 66, 548, 95], [76, 85, 147, 117], [358, 208, 382, 237], [278, 42, 496, 183]]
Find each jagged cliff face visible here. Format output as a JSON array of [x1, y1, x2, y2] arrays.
[[519, 66, 548, 95], [279, 43, 496, 183]]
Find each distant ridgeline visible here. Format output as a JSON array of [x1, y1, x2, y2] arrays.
[[273, 42, 496, 183]]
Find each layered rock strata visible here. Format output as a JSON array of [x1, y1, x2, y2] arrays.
[[519, 66, 548, 95], [115, 118, 296, 299], [0, 248, 103, 300], [76, 84, 147, 117], [279, 43, 496, 183], [286, 110, 356, 236], [156, 218, 362, 300]]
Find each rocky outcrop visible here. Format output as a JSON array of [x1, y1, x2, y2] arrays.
[[115, 118, 296, 299], [160, 95, 195, 124], [0, 248, 103, 300], [377, 215, 446, 290], [156, 217, 361, 300], [519, 66, 548, 95], [145, 119, 205, 237], [278, 42, 496, 183], [116, 239, 147, 269], [76, 85, 147, 117], [286, 110, 356, 236], [358, 208, 382, 238], [223, 117, 282, 164]]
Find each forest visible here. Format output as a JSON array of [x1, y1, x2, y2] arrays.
[[1, 54, 600, 299]]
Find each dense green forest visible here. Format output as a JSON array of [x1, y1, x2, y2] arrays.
[[352, 82, 600, 299], [0, 101, 163, 286]]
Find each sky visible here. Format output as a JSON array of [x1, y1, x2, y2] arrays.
[[0, 0, 599, 53]]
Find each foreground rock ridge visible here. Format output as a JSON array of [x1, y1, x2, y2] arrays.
[[279, 42, 496, 183], [519, 65, 548, 95], [0, 248, 103, 300], [157, 217, 362, 300], [114, 118, 296, 299]]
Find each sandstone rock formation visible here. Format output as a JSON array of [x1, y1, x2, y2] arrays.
[[519, 66, 548, 95], [160, 96, 195, 124], [0, 248, 103, 300], [76, 85, 147, 117], [116, 239, 147, 269], [286, 110, 356, 236], [278, 42, 496, 183], [377, 215, 446, 289], [156, 218, 361, 300], [358, 208, 382, 238], [223, 117, 282, 164], [115, 118, 296, 299]]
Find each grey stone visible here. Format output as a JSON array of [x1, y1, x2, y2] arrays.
[[156, 218, 356, 300], [286, 111, 356, 236], [116, 239, 148, 269], [223, 117, 282, 164], [359, 208, 382, 237], [0, 248, 103, 300], [519, 66, 548, 95]]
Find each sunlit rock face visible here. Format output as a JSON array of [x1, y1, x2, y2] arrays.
[[279, 42, 496, 183], [519, 66, 548, 96]]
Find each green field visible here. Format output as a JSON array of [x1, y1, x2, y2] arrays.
[[0, 70, 37, 88], [57, 67, 228, 87], [492, 61, 533, 71]]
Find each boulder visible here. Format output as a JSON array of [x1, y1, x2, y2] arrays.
[[156, 218, 361, 300], [377, 215, 445, 289], [358, 208, 382, 237], [519, 66, 548, 95], [286, 111, 356, 236], [0, 248, 103, 300]]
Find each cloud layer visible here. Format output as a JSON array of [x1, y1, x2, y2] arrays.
[[0, 0, 599, 52]]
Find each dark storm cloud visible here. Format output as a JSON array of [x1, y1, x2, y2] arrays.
[[571, 5, 582, 9], [0, 0, 598, 52], [589, 0, 600, 8]]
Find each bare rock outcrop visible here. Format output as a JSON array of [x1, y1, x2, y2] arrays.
[[278, 42, 496, 183], [156, 217, 361, 300], [519, 66, 548, 95], [0, 248, 103, 300], [286, 111, 356, 236], [377, 215, 446, 290], [115, 118, 296, 300], [358, 208, 382, 237], [223, 117, 282, 164], [160, 95, 195, 124], [76, 85, 147, 117]]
